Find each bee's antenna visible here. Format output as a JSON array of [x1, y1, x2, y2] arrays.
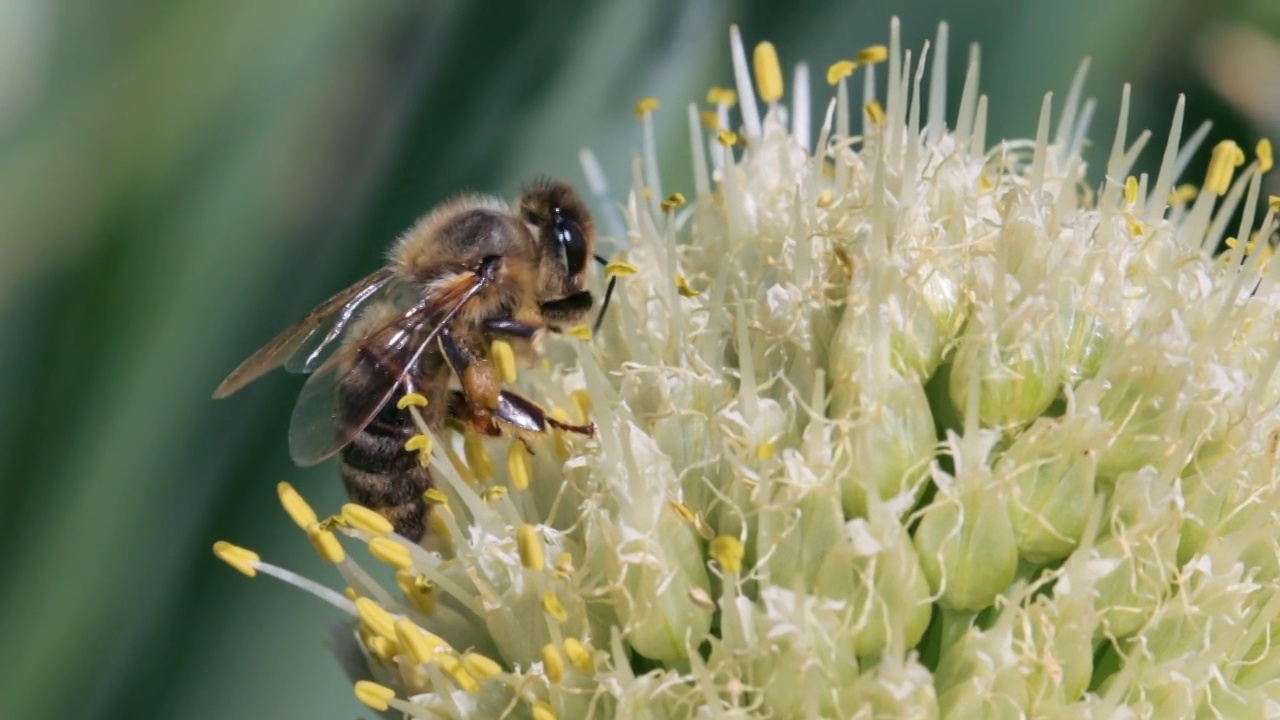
[[592, 253, 618, 334]]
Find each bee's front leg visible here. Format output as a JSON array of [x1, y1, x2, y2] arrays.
[[438, 326, 502, 411]]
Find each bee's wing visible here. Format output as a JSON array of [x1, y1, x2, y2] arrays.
[[213, 268, 396, 399], [286, 268, 497, 466]]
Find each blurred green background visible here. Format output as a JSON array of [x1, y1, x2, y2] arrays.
[[2, 1, 1276, 718]]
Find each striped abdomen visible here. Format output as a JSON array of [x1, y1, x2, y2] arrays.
[[337, 346, 445, 542]]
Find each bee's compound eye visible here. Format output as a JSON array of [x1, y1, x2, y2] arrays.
[[553, 208, 587, 278]]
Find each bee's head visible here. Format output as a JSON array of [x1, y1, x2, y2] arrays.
[[519, 178, 594, 297]]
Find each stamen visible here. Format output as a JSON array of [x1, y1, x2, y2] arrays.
[[542, 643, 565, 683], [755, 441, 777, 460], [699, 109, 719, 129], [404, 434, 431, 453], [354, 681, 396, 712], [424, 488, 449, 506], [729, 25, 762, 139], [480, 486, 507, 502], [633, 97, 660, 118], [276, 482, 317, 529], [212, 540, 259, 577], [689, 587, 717, 611], [508, 441, 532, 491], [709, 536, 744, 574], [1270, 195, 1280, 213], [1204, 140, 1246, 195], [397, 393, 429, 410], [660, 192, 686, 213], [827, 60, 856, 85], [675, 274, 700, 298], [519, 524, 546, 571], [490, 340, 517, 384], [464, 433, 494, 482], [341, 503, 394, 536], [716, 129, 738, 147], [563, 638, 594, 673], [462, 652, 504, 681], [856, 44, 888, 64], [543, 593, 569, 622], [567, 324, 592, 341], [753, 41, 784, 103], [368, 537, 413, 570], [1124, 176, 1140, 205], [706, 87, 737, 106], [1170, 184, 1198, 205], [306, 523, 345, 564], [864, 100, 885, 126], [1258, 138, 1273, 172], [395, 617, 442, 664], [436, 654, 480, 693], [532, 701, 558, 720], [669, 500, 696, 523], [604, 260, 638, 277], [355, 597, 397, 641], [395, 570, 437, 615]]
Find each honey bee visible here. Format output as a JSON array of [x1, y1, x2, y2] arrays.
[[214, 179, 614, 541]]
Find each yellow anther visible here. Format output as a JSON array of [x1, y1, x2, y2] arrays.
[[306, 523, 345, 563], [396, 569, 438, 615], [463, 652, 503, 681], [543, 593, 569, 622], [532, 701, 558, 720], [661, 192, 687, 213], [706, 86, 738, 106], [717, 129, 739, 147], [699, 110, 720, 130], [688, 587, 717, 611], [1123, 176, 1139, 205], [343, 587, 358, 602], [404, 433, 432, 453], [554, 551, 575, 578], [490, 339, 517, 384], [753, 41, 784, 103], [567, 324, 592, 341], [397, 392, 429, 410], [710, 535, 745, 574], [481, 486, 508, 502], [855, 44, 889, 64], [464, 433, 494, 482], [1205, 140, 1246, 195], [826, 60, 857, 85], [755, 440, 777, 460], [368, 537, 413, 570], [395, 618, 439, 664], [276, 481, 317, 529], [675, 274, 700, 298], [212, 541, 259, 578], [1127, 218, 1145, 238], [437, 654, 480, 693], [634, 97, 660, 118], [1170, 184, 1198, 205], [423, 488, 449, 505], [354, 681, 396, 712], [864, 99, 885, 126], [355, 597, 397, 642], [1225, 236, 1241, 249], [604, 260, 639, 277], [568, 390, 593, 425], [669, 501, 696, 523], [816, 189, 835, 208], [1259, 138, 1274, 173], [365, 634, 397, 665], [427, 508, 452, 539], [542, 643, 565, 683], [563, 638, 593, 673], [1270, 195, 1280, 213], [508, 441, 532, 491], [518, 524, 545, 571], [341, 503, 393, 536]]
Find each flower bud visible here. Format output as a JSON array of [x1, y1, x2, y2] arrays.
[[948, 298, 1063, 430], [914, 449, 1018, 611], [999, 413, 1105, 563], [814, 516, 931, 657], [830, 370, 935, 519]]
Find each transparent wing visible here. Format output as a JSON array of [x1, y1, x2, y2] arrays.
[[286, 268, 497, 466], [213, 268, 395, 398]]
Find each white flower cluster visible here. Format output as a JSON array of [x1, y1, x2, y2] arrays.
[[217, 18, 1280, 720]]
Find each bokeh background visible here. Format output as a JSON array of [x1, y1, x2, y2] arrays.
[[2, 0, 1278, 718]]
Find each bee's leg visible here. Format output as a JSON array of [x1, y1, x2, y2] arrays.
[[439, 326, 502, 411], [447, 389, 503, 437], [482, 318, 539, 339], [494, 390, 595, 438], [539, 291, 594, 326]]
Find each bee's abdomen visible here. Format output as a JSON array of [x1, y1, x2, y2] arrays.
[[339, 412, 434, 541]]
